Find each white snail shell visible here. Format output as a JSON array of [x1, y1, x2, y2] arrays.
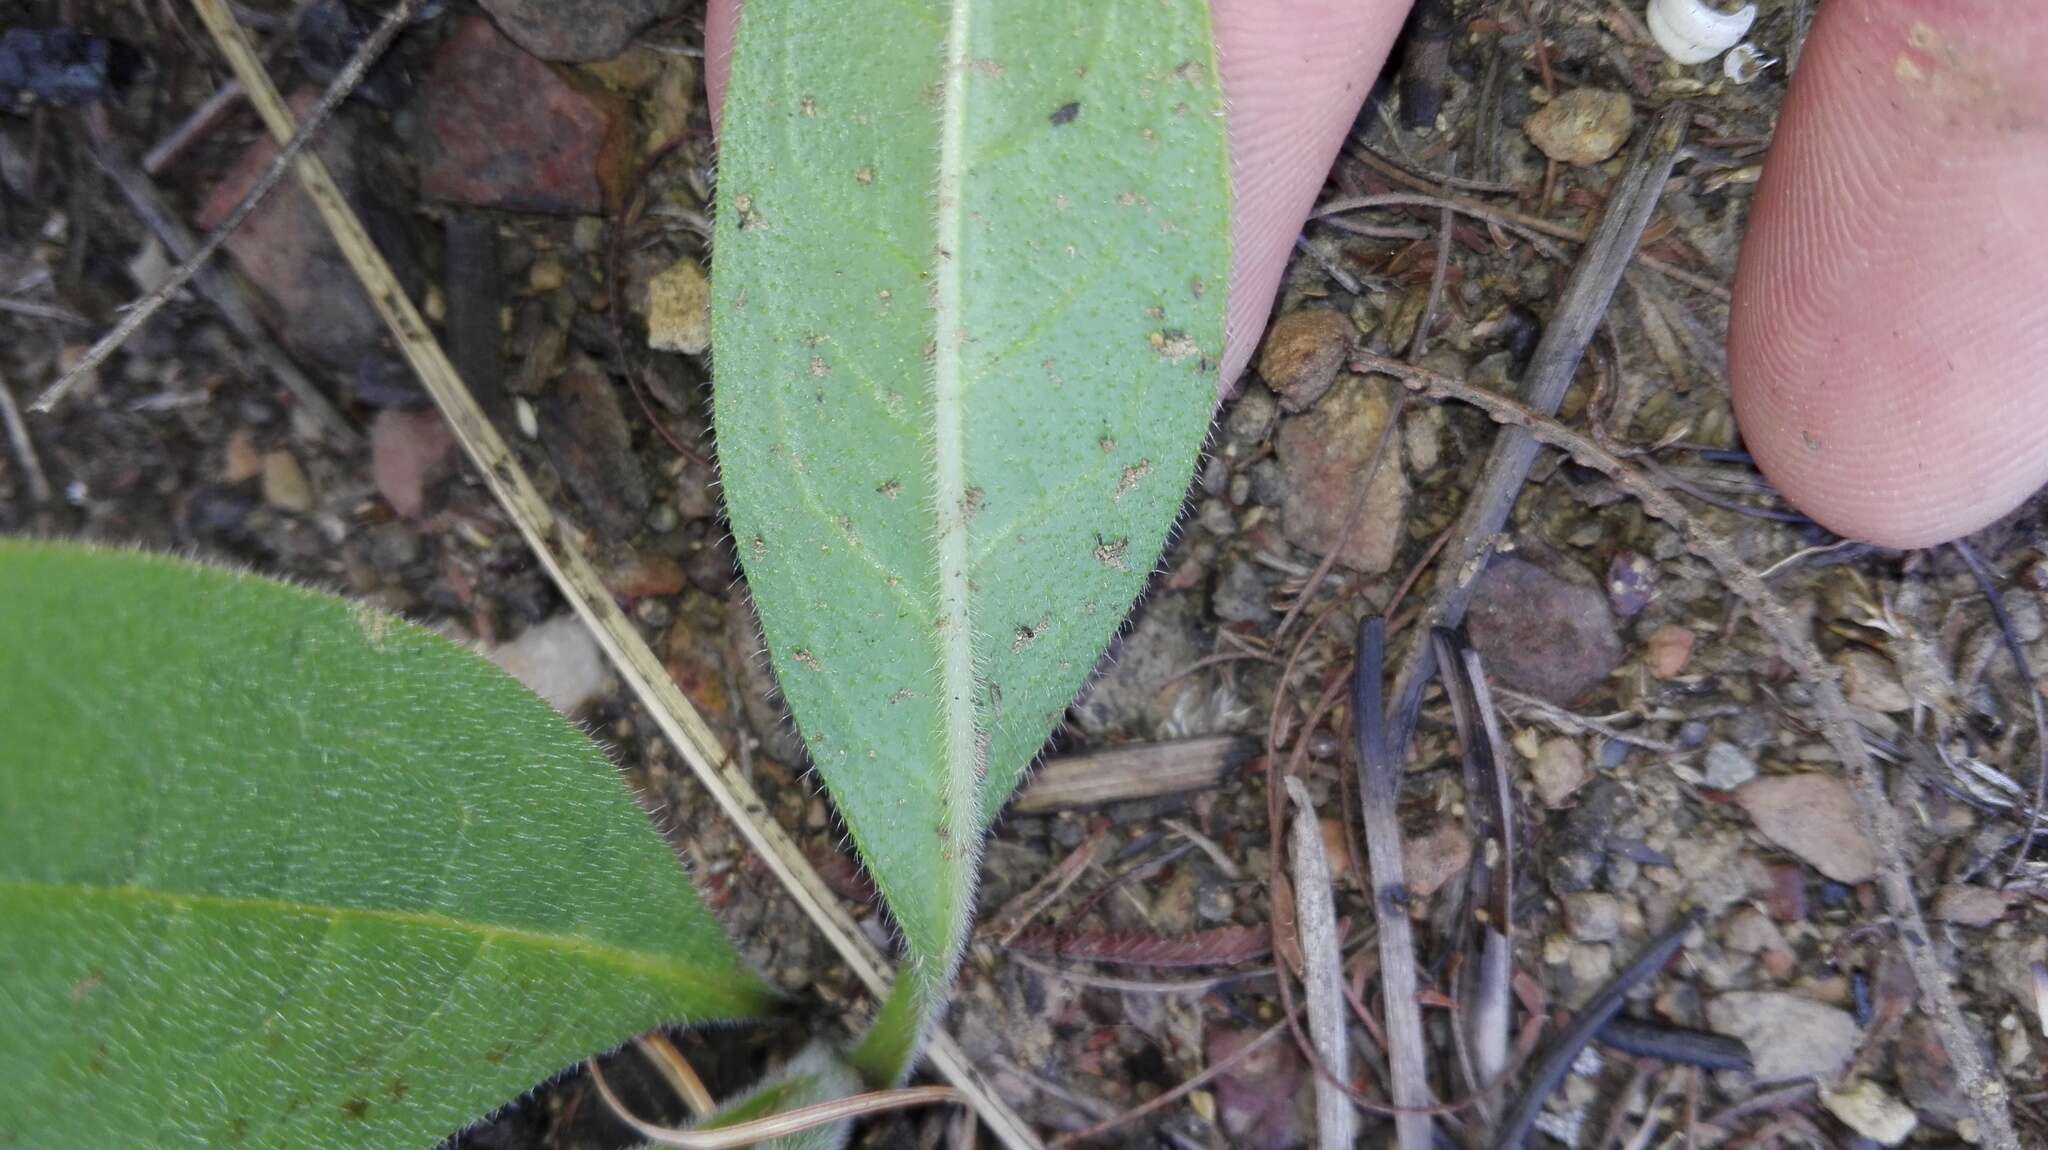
[[1646, 0, 1757, 65]]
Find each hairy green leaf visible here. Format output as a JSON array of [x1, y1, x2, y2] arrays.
[[712, 0, 1231, 1036], [692, 1041, 863, 1150], [0, 542, 770, 1149]]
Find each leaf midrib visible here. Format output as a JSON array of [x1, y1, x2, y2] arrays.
[[1, 877, 754, 993], [926, 0, 979, 975]]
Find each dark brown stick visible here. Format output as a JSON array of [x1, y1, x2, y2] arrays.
[[1353, 617, 1434, 1150], [1492, 911, 1703, 1150], [1434, 628, 1515, 1129], [1596, 1018, 1752, 1072], [1382, 103, 1689, 757], [442, 211, 505, 415]]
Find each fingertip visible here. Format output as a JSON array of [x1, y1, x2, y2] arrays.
[[1213, 0, 1415, 389], [1729, 0, 2048, 548]]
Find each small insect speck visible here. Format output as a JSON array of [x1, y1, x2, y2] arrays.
[[1149, 330, 1200, 363], [1094, 538, 1129, 571], [1049, 101, 1080, 126], [1116, 459, 1152, 499]]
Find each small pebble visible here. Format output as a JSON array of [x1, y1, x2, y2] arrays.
[[1466, 557, 1623, 703], [1737, 773, 1876, 884], [369, 408, 456, 519], [1722, 906, 1789, 956], [1198, 497, 1235, 536], [1707, 992, 1861, 1082], [527, 257, 566, 293], [1257, 308, 1355, 412], [1222, 385, 1278, 446], [1605, 550, 1657, 616], [1531, 738, 1592, 807], [1568, 941, 1614, 984], [1562, 891, 1623, 942], [1933, 883, 2009, 927], [1401, 822, 1472, 899], [1702, 741, 1758, 790], [1273, 377, 1409, 572], [1821, 1080, 1918, 1146], [260, 450, 313, 512], [1211, 556, 1270, 623], [487, 614, 611, 713], [646, 256, 711, 355], [221, 428, 264, 483], [1524, 88, 1636, 165], [1198, 885, 1236, 922], [1644, 624, 1695, 679], [1596, 738, 1631, 770]]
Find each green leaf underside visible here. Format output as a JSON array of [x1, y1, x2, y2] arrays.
[[0, 542, 769, 1149], [697, 1042, 862, 1150], [713, 0, 1230, 1014]]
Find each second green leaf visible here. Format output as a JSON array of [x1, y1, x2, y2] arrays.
[[713, 0, 1232, 1024]]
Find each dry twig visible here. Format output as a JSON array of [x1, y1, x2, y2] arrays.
[[1380, 103, 1690, 758], [633, 1033, 716, 1119], [978, 823, 1107, 946], [1335, 148, 1730, 301], [0, 373, 51, 503], [32, 0, 419, 419], [82, 118, 356, 443], [1011, 735, 1257, 813], [1286, 774, 1359, 1149]]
